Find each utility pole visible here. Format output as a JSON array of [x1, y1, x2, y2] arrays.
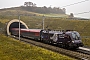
[[42, 15, 45, 30], [19, 15, 20, 41]]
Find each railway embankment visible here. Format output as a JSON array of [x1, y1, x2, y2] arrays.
[[0, 34, 74, 60], [12, 35, 90, 60]]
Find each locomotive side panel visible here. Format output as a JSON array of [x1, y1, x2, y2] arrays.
[[21, 29, 41, 40]]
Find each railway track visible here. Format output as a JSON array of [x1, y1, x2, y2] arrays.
[[11, 36, 90, 60], [76, 47, 90, 55]]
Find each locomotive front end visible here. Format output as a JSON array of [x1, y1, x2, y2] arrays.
[[69, 31, 84, 48]]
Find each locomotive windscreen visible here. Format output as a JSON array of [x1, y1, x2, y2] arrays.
[[71, 31, 81, 40]]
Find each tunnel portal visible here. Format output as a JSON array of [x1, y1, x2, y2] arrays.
[[6, 19, 28, 35]]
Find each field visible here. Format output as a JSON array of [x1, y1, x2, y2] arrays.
[[0, 34, 74, 60]]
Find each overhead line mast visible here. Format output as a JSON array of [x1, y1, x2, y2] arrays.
[[19, 15, 20, 41]]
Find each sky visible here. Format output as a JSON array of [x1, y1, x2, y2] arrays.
[[0, 0, 90, 18]]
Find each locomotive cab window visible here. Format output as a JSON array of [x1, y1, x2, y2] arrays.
[[72, 31, 81, 40]]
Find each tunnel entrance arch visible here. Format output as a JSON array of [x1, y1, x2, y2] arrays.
[[6, 19, 28, 36]]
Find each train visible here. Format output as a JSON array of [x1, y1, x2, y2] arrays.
[[11, 28, 83, 49]]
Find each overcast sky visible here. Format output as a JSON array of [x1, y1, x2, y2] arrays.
[[0, 0, 90, 18]]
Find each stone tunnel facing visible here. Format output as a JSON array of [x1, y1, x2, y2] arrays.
[[6, 19, 28, 36]]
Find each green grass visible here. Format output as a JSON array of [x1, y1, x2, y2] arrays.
[[0, 34, 74, 60], [82, 38, 90, 46]]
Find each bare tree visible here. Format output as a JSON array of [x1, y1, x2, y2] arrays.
[[28, 2, 33, 6], [24, 2, 34, 6], [24, 2, 28, 6], [62, 8, 66, 14]]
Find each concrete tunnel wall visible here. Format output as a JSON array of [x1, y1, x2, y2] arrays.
[[6, 19, 28, 36]]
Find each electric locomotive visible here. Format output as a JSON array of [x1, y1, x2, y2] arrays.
[[40, 30, 83, 48], [11, 28, 83, 49]]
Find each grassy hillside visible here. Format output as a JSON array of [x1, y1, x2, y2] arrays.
[[0, 10, 67, 18], [0, 7, 89, 60], [0, 6, 67, 18], [0, 15, 90, 46], [0, 10, 43, 16], [0, 34, 74, 60]]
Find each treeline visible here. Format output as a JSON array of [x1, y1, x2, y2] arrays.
[[0, 1, 66, 14], [19, 6, 65, 14], [23, 2, 66, 14]]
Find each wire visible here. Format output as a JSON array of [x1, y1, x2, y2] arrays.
[[74, 11, 90, 15], [61, 0, 89, 8], [60, 0, 90, 16]]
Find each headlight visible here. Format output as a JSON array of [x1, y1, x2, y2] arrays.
[[72, 41, 74, 43]]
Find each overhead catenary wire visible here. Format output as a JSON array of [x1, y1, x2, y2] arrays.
[[74, 11, 90, 15], [60, 0, 90, 17], [61, 0, 89, 8]]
